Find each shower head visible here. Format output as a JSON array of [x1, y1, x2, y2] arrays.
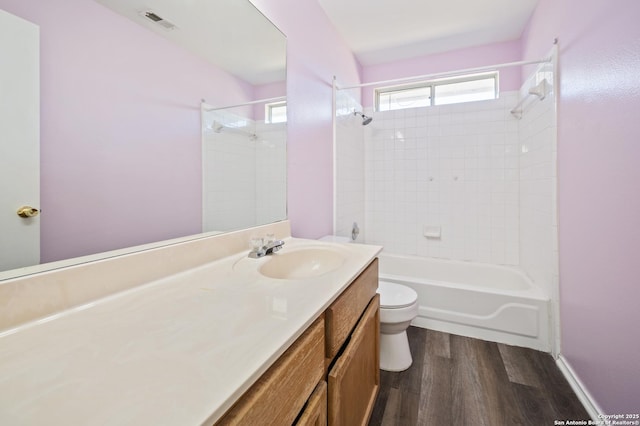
[[528, 79, 548, 100], [354, 111, 373, 126], [211, 123, 224, 133]]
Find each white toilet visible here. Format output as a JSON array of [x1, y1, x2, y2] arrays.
[[319, 235, 419, 372], [377, 280, 419, 372]]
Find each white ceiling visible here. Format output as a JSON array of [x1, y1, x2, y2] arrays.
[[318, 0, 539, 66]]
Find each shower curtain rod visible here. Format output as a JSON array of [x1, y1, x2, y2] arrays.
[[202, 96, 286, 112], [212, 122, 258, 139], [336, 57, 552, 91]]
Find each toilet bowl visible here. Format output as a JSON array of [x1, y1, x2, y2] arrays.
[[318, 236, 418, 371], [378, 280, 419, 372]]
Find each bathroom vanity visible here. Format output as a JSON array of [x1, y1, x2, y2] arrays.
[[216, 259, 380, 425], [0, 222, 382, 425]]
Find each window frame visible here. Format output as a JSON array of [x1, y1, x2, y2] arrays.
[[374, 71, 499, 112], [265, 101, 287, 124]]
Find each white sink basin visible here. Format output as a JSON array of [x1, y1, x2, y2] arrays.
[[259, 247, 346, 279]]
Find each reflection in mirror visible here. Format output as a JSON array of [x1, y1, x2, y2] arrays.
[[0, 0, 286, 280], [202, 101, 287, 233], [95, 0, 286, 87]]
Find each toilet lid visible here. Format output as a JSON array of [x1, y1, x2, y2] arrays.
[[377, 281, 418, 309]]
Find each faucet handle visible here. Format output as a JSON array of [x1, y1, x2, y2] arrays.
[[248, 237, 266, 258], [249, 236, 264, 250], [248, 235, 283, 258]]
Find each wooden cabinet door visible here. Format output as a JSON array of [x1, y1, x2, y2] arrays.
[[325, 259, 378, 360], [296, 381, 327, 426], [216, 317, 325, 425], [327, 295, 380, 426]]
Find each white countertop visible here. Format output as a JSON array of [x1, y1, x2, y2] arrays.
[[0, 238, 381, 425]]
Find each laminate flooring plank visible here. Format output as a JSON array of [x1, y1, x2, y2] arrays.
[[450, 335, 491, 426], [474, 339, 526, 425], [398, 390, 419, 426], [382, 364, 401, 390], [380, 387, 401, 426], [369, 371, 393, 426], [399, 326, 427, 396], [375, 327, 426, 425], [417, 352, 452, 425], [498, 342, 544, 388], [368, 328, 589, 426], [425, 328, 451, 359], [529, 350, 591, 421], [511, 382, 559, 426]]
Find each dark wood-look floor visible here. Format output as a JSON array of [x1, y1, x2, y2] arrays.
[[369, 327, 590, 426]]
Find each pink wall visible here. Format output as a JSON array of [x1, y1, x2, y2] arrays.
[[5, 0, 638, 412], [250, 0, 362, 239], [253, 80, 287, 120], [2, 0, 362, 261], [361, 40, 523, 107], [0, 0, 256, 262], [523, 0, 640, 414]]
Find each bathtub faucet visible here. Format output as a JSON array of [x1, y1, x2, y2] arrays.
[[248, 236, 285, 258]]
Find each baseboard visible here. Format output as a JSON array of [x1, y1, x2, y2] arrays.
[[556, 355, 604, 421]]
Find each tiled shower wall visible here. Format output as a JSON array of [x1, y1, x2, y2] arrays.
[[335, 69, 558, 346], [335, 90, 366, 241], [518, 62, 558, 295], [255, 121, 287, 226], [335, 71, 557, 281], [363, 93, 522, 265], [202, 110, 286, 233]]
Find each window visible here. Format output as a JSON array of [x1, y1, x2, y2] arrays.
[[265, 101, 287, 123], [378, 85, 431, 112], [375, 72, 498, 112]]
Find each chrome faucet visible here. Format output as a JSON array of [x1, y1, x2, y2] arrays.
[[248, 236, 285, 258]]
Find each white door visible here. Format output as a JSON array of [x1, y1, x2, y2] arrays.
[[0, 9, 40, 271]]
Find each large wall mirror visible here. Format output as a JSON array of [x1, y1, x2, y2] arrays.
[[0, 0, 287, 280]]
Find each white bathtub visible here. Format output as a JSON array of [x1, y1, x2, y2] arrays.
[[378, 253, 551, 352]]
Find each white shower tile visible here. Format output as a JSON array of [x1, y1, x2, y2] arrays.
[[477, 247, 492, 263], [356, 89, 551, 274]]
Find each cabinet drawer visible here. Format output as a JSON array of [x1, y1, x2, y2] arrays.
[[328, 295, 380, 426], [216, 316, 325, 425], [295, 380, 327, 426], [325, 259, 378, 359]]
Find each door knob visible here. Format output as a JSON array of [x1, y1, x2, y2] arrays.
[[17, 206, 40, 218]]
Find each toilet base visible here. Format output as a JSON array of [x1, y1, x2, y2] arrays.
[[379, 330, 412, 372]]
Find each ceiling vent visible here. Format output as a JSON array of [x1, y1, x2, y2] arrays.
[[140, 10, 176, 30]]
